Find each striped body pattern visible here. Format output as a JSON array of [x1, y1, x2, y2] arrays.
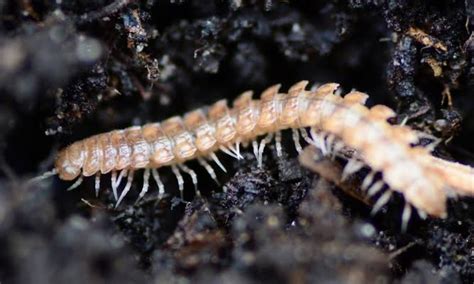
[[53, 81, 474, 220]]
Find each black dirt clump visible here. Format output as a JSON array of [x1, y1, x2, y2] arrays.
[[0, 1, 472, 283]]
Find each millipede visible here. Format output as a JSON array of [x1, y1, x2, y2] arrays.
[[35, 81, 474, 227]]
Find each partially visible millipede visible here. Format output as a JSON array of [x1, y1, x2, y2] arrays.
[[36, 81, 474, 226]]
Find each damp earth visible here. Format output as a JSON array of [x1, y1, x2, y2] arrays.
[[0, 1, 473, 283]]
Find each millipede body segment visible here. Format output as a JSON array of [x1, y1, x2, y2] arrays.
[[53, 81, 474, 217]]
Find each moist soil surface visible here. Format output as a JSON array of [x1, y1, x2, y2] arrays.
[[0, 1, 473, 283]]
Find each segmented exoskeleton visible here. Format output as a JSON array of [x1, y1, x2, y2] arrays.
[[37, 81, 473, 224]]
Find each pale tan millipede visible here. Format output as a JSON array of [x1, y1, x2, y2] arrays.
[[35, 81, 474, 224]]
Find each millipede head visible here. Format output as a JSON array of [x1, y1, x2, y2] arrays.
[[55, 145, 83, 181]]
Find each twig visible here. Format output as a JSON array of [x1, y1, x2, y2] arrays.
[[77, 0, 136, 24]]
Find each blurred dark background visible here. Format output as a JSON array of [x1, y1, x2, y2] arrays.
[[0, 1, 472, 283]]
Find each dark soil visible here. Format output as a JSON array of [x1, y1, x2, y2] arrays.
[[0, 1, 472, 283]]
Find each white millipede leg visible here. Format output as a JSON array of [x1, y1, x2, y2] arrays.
[[371, 191, 392, 216], [115, 170, 134, 208], [198, 158, 219, 185], [136, 168, 150, 203], [151, 169, 165, 199], [341, 159, 364, 181], [309, 128, 320, 146], [332, 141, 345, 156], [400, 116, 409, 126], [325, 134, 336, 157], [275, 131, 283, 157], [417, 209, 427, 220], [235, 141, 242, 159], [219, 146, 240, 160], [172, 165, 185, 199], [66, 176, 83, 191], [401, 203, 412, 232], [300, 128, 313, 145], [227, 142, 244, 160], [114, 169, 128, 189], [179, 164, 199, 196], [361, 171, 376, 191], [112, 169, 128, 201], [258, 133, 273, 168], [210, 153, 227, 173], [367, 180, 385, 197], [252, 140, 259, 162], [95, 173, 101, 197], [310, 128, 328, 155], [116, 169, 127, 186], [292, 128, 303, 154], [320, 132, 330, 155], [111, 171, 118, 200]]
